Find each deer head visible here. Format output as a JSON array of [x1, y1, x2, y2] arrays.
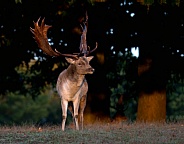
[[65, 56, 94, 75]]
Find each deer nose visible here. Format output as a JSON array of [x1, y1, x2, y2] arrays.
[[91, 68, 95, 72], [88, 67, 95, 73]]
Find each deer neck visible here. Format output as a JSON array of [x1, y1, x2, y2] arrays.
[[67, 65, 85, 87]]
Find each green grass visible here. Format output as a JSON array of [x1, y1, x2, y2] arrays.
[[0, 121, 184, 144]]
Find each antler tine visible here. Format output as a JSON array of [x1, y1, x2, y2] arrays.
[[86, 42, 98, 56], [77, 42, 98, 57], [90, 42, 98, 53], [85, 11, 88, 23], [36, 17, 41, 25], [30, 17, 79, 59], [55, 49, 78, 60]]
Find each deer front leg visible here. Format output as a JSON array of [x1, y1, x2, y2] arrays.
[[79, 95, 87, 130], [73, 99, 80, 130], [61, 99, 68, 131]]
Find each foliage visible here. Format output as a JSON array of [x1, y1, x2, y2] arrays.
[[106, 51, 138, 121], [0, 85, 61, 125], [17, 58, 68, 99], [166, 74, 184, 121]]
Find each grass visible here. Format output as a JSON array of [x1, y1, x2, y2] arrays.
[[0, 121, 184, 144]]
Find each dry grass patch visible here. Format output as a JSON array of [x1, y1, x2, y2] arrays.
[[0, 121, 183, 144]]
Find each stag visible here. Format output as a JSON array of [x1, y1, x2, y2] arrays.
[[30, 13, 97, 131]]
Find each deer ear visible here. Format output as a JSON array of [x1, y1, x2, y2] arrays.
[[65, 57, 76, 64], [87, 56, 94, 62]]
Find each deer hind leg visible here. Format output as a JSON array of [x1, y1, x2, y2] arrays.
[[68, 102, 74, 117], [61, 99, 68, 131], [68, 102, 75, 127], [73, 99, 80, 130], [79, 95, 87, 130]]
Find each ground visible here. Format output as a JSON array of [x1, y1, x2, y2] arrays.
[[0, 120, 183, 143]]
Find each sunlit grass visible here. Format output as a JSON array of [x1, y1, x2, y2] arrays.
[[0, 121, 184, 143]]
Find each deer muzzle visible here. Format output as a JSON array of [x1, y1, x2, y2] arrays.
[[88, 67, 95, 74]]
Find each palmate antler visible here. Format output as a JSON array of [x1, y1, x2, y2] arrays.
[[78, 12, 98, 57], [30, 18, 78, 59], [30, 12, 97, 59]]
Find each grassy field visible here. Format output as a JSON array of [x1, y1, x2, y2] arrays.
[[0, 121, 183, 144]]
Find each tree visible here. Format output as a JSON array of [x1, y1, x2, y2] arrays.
[[137, 54, 168, 122], [106, 0, 184, 122], [136, 1, 184, 122]]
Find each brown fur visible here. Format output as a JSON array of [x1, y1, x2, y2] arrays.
[[30, 17, 97, 131], [56, 56, 94, 131]]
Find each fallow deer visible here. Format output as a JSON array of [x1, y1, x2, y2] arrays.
[[30, 13, 97, 131]]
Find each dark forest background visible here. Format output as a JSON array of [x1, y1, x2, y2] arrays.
[[0, 0, 184, 125]]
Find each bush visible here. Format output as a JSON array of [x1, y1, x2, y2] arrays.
[[107, 51, 138, 121], [167, 78, 184, 121], [0, 85, 61, 125]]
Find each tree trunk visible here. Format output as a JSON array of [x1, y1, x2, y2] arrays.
[[137, 54, 167, 122], [137, 90, 166, 122]]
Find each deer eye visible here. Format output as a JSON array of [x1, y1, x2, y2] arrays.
[[78, 63, 82, 66]]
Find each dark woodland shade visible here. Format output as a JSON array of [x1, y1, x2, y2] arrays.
[[0, 0, 184, 106]]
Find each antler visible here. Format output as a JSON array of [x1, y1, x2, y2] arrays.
[[78, 11, 98, 57], [30, 18, 78, 59]]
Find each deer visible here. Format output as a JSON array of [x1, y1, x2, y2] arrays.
[[30, 12, 97, 131]]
